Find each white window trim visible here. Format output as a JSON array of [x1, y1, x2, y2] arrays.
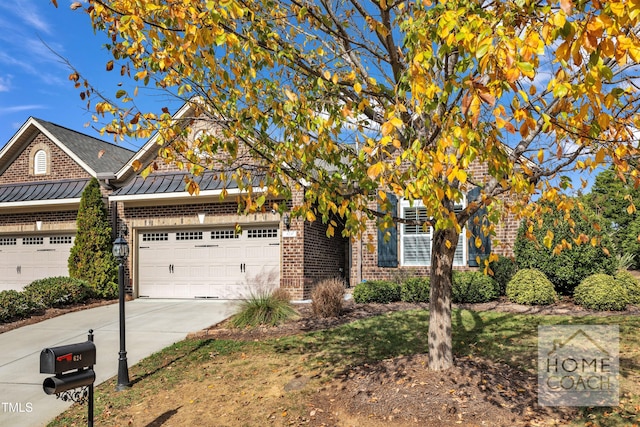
[[399, 198, 467, 267]]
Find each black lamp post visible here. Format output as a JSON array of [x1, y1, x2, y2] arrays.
[[112, 236, 131, 391]]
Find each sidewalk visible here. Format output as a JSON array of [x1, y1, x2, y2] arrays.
[[0, 299, 239, 427]]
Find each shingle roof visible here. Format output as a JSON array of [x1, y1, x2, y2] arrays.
[[113, 171, 257, 196], [0, 179, 89, 203], [34, 119, 135, 174]]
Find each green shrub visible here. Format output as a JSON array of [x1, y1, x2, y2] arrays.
[[621, 218, 640, 269], [311, 277, 345, 318], [230, 290, 298, 328], [0, 290, 44, 322], [574, 274, 629, 311], [489, 255, 517, 295], [68, 178, 118, 298], [452, 271, 500, 303], [23, 277, 95, 308], [400, 277, 430, 303], [352, 280, 401, 304], [506, 269, 558, 305], [614, 270, 640, 305], [514, 204, 617, 295]]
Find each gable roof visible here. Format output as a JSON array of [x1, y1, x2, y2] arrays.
[[0, 117, 135, 177], [114, 102, 194, 182]]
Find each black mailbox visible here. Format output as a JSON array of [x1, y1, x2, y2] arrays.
[[40, 341, 96, 375], [43, 368, 95, 395]]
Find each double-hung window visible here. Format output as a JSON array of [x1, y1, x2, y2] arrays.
[[400, 199, 466, 266]]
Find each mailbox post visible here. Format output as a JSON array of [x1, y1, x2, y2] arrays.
[[40, 330, 95, 427]]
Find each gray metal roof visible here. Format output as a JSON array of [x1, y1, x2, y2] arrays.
[[113, 171, 259, 196], [34, 119, 135, 174], [0, 179, 89, 203]]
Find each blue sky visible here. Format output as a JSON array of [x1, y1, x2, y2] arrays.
[[0, 1, 178, 151]]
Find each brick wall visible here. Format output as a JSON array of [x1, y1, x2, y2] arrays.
[[0, 210, 77, 233], [303, 214, 348, 286], [0, 134, 90, 184]]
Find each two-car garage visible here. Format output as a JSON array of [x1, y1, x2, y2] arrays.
[[136, 226, 280, 299]]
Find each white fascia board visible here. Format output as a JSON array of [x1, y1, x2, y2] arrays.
[[109, 186, 266, 203], [0, 198, 81, 209], [115, 102, 195, 180], [34, 122, 98, 177], [0, 117, 35, 160]]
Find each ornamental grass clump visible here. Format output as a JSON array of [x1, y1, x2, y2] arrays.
[[574, 274, 629, 311], [311, 277, 346, 318], [506, 268, 558, 305], [230, 289, 298, 328]]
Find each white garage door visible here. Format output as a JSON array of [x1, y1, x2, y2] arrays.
[[137, 226, 280, 299], [0, 235, 75, 291]]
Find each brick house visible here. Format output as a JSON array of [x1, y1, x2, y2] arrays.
[[0, 111, 517, 300], [0, 117, 133, 290]]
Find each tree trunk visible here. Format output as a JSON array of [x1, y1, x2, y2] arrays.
[[428, 226, 458, 371]]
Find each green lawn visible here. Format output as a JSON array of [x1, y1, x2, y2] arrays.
[[49, 308, 640, 426]]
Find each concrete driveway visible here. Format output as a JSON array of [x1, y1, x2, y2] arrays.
[[0, 299, 239, 427]]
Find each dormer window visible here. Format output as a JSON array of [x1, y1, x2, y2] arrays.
[[34, 150, 47, 175]]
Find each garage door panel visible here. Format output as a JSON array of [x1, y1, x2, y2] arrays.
[[138, 226, 280, 299], [0, 235, 74, 291]]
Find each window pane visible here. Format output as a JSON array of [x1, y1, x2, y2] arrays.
[[403, 207, 429, 234], [454, 232, 465, 266], [402, 205, 430, 266], [403, 234, 430, 265]]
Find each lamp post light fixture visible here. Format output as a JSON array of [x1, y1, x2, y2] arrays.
[[283, 213, 291, 230], [112, 236, 131, 391]]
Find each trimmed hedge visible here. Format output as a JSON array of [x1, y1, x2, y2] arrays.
[[400, 277, 430, 303], [0, 276, 104, 323], [0, 290, 44, 322], [452, 271, 500, 303], [506, 268, 558, 305], [489, 255, 517, 296], [23, 277, 94, 308], [614, 270, 640, 305], [352, 280, 401, 304], [574, 274, 629, 311]]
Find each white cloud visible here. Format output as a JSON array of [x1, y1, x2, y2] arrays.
[[0, 105, 47, 115], [0, 51, 38, 75], [0, 76, 11, 92], [0, 1, 51, 35]]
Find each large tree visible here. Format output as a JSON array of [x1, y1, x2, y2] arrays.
[[59, 0, 640, 370]]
